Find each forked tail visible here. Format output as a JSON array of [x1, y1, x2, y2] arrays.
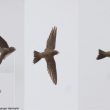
[[96, 49, 106, 60], [33, 51, 41, 64]]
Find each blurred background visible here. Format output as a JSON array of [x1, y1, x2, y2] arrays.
[[0, 0, 24, 108], [79, 0, 110, 110], [2, 0, 110, 110]]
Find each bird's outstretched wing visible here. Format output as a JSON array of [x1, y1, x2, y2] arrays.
[[46, 26, 57, 50], [45, 57, 57, 85], [0, 36, 9, 48]]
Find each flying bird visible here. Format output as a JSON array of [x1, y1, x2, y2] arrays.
[[0, 36, 16, 64], [33, 26, 59, 85], [96, 49, 110, 60]]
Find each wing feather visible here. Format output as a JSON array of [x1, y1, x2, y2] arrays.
[[46, 27, 57, 50], [45, 57, 57, 85]]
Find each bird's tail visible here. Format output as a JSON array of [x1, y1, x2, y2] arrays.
[[96, 49, 106, 60], [0, 56, 3, 64], [33, 51, 41, 64], [0, 59, 2, 64]]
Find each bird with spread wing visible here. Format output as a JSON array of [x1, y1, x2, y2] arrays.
[[33, 26, 59, 85], [0, 36, 15, 64]]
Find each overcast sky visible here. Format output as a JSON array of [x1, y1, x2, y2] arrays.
[[2, 0, 110, 110], [79, 0, 110, 110], [0, 0, 24, 108]]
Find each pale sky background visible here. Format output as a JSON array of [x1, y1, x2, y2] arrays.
[[24, 0, 78, 110], [0, 0, 24, 108], [1, 0, 110, 110], [79, 0, 110, 110]]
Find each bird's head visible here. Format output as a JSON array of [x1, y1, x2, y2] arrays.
[[9, 47, 16, 53], [54, 50, 59, 55]]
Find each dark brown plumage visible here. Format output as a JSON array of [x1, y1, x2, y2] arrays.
[[0, 36, 16, 64], [96, 49, 110, 60], [33, 26, 59, 85]]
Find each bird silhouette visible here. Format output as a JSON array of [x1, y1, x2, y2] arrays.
[[33, 26, 59, 85], [96, 49, 110, 60], [0, 36, 16, 64]]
